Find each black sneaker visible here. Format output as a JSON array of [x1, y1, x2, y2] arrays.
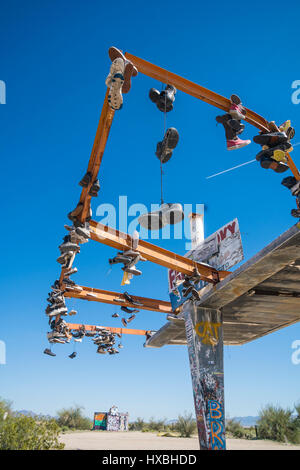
[[121, 306, 139, 314], [155, 127, 179, 164], [69, 352, 77, 359], [89, 179, 100, 197], [281, 176, 297, 189], [291, 208, 300, 218], [44, 348, 56, 357], [79, 172, 92, 187]]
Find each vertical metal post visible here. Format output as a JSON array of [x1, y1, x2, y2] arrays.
[[183, 301, 226, 450]]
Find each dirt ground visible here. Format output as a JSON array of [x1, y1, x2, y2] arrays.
[[60, 431, 300, 450]]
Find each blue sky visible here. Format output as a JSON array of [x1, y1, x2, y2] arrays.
[[1, 0, 300, 421]]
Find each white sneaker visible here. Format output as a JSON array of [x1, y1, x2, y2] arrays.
[[106, 58, 125, 110], [138, 203, 184, 230]]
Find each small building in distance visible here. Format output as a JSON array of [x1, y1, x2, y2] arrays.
[[93, 405, 129, 431]]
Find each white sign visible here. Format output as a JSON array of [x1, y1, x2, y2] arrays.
[[168, 218, 243, 310]]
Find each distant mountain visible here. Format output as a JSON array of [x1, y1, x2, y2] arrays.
[[17, 410, 37, 417], [230, 416, 259, 427]]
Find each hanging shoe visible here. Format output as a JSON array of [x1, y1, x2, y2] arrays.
[[76, 223, 90, 240], [228, 119, 245, 135], [162, 203, 184, 225], [64, 267, 78, 276], [253, 132, 288, 147], [121, 318, 127, 327], [260, 156, 289, 173], [123, 291, 143, 306], [43, 348, 56, 357], [109, 253, 132, 265], [68, 310, 77, 316], [281, 176, 297, 190], [69, 352, 77, 359], [229, 94, 247, 120], [112, 313, 119, 318], [291, 208, 300, 218], [279, 120, 295, 140], [89, 179, 100, 197], [227, 137, 251, 151], [121, 306, 139, 314], [155, 127, 179, 164], [127, 314, 136, 323], [107, 58, 125, 110], [68, 202, 84, 222], [122, 266, 142, 276], [149, 85, 176, 112], [79, 172, 92, 188], [108, 46, 138, 93], [97, 346, 107, 354], [118, 343, 124, 349]]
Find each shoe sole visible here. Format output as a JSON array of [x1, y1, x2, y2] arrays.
[[108, 73, 124, 110], [227, 140, 251, 150], [138, 212, 165, 230]]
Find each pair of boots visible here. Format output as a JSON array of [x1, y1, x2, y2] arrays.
[[281, 175, 300, 218], [138, 203, 184, 231], [105, 47, 138, 110], [254, 120, 294, 173], [68, 202, 92, 224], [149, 85, 177, 113], [156, 127, 179, 163], [109, 249, 145, 276], [79, 172, 100, 197], [216, 95, 251, 150]]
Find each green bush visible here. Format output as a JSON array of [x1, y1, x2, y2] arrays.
[[56, 406, 92, 430], [148, 417, 167, 432], [257, 404, 300, 443], [129, 417, 145, 431], [0, 399, 64, 450], [226, 419, 246, 438], [175, 412, 197, 438]]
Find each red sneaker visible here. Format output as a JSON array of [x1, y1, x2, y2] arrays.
[[227, 137, 251, 151]]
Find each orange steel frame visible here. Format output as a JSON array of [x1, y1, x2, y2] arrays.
[[61, 49, 300, 335], [66, 322, 150, 336]]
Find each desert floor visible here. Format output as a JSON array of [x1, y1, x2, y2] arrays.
[[60, 430, 300, 450]]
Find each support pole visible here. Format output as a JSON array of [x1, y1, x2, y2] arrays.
[[183, 301, 226, 450]]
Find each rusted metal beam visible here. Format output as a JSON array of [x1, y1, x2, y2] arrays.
[[64, 285, 173, 313], [125, 52, 270, 132], [89, 220, 230, 283], [125, 52, 300, 181], [78, 89, 115, 222], [66, 322, 151, 336]]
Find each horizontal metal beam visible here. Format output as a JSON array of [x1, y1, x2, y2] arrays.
[[125, 52, 300, 181], [64, 285, 173, 313], [66, 322, 151, 336], [125, 52, 270, 132], [89, 220, 230, 283]]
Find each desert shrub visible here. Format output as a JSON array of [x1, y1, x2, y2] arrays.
[[175, 412, 197, 437], [148, 417, 167, 432], [0, 399, 63, 450], [56, 405, 92, 430], [257, 405, 295, 443], [226, 419, 246, 438], [129, 417, 145, 431]]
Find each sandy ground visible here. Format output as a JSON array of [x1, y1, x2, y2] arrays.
[[60, 431, 300, 450]]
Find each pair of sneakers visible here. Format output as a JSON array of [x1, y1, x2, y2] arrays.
[[106, 47, 138, 110], [79, 172, 100, 197], [281, 176, 300, 218], [156, 127, 179, 164], [138, 203, 184, 231], [216, 95, 251, 151], [149, 85, 177, 113]]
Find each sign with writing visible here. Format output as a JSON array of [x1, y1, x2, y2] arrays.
[[168, 218, 243, 310]]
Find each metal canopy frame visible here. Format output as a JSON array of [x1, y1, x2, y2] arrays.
[[60, 48, 300, 337]]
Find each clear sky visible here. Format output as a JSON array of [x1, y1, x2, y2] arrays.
[[1, 0, 300, 421]]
